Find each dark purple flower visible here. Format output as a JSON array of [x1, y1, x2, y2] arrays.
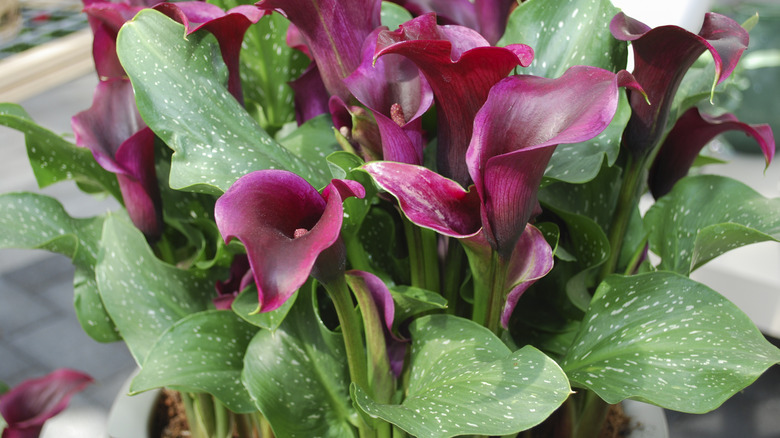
[[365, 66, 642, 257], [649, 107, 775, 198], [392, 0, 516, 45], [374, 13, 534, 185], [71, 79, 162, 240], [256, 0, 382, 103], [83, 0, 145, 79], [611, 12, 749, 159], [214, 254, 254, 310], [0, 369, 92, 438], [339, 28, 434, 165], [214, 170, 365, 312]]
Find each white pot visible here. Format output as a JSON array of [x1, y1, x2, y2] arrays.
[[623, 399, 670, 438], [106, 370, 160, 438]]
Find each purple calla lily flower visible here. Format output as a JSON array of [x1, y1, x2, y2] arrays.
[[340, 28, 434, 165], [610, 12, 749, 159], [501, 224, 554, 328], [649, 107, 775, 198], [392, 0, 516, 45], [366, 66, 642, 258], [72, 79, 162, 240], [345, 270, 407, 376], [374, 13, 534, 185], [154, 2, 266, 103], [83, 0, 147, 79], [214, 254, 254, 310], [0, 369, 92, 438], [256, 0, 382, 103], [215, 170, 365, 313]]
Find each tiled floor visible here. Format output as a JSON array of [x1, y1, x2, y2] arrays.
[[1, 73, 779, 437]]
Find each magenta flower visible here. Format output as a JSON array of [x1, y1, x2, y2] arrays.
[[374, 13, 534, 185], [366, 66, 642, 257], [215, 170, 365, 312], [391, 0, 516, 45], [365, 66, 638, 326], [83, 0, 149, 79], [610, 12, 750, 158], [335, 27, 434, 165], [649, 107, 775, 198], [213, 254, 254, 310], [256, 0, 382, 103], [71, 79, 162, 240], [0, 369, 92, 438]]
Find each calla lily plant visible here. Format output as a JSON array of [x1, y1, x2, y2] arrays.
[[1, 0, 779, 437]]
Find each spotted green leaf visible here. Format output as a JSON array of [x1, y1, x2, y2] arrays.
[[500, 0, 627, 78], [131, 310, 257, 413], [96, 214, 219, 364], [231, 283, 297, 331], [501, 0, 628, 184], [0, 104, 120, 198], [116, 9, 330, 195], [242, 284, 356, 437], [352, 314, 570, 437], [645, 175, 780, 275], [0, 193, 118, 342], [563, 272, 780, 413]]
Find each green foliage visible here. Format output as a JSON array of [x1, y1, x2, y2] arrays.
[[646, 175, 780, 274], [563, 272, 780, 413], [353, 314, 570, 437], [131, 310, 258, 413]]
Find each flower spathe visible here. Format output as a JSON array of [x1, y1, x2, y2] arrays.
[[215, 170, 365, 313], [649, 107, 775, 198], [611, 11, 749, 159], [0, 369, 92, 438], [374, 13, 534, 186]]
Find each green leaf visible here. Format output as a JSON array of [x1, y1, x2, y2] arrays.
[[645, 175, 780, 274], [117, 9, 329, 194], [96, 214, 218, 363], [131, 310, 258, 413], [0, 104, 120, 198], [278, 115, 341, 171], [353, 314, 570, 437], [563, 272, 780, 413], [500, 0, 627, 78], [0, 193, 119, 342], [231, 283, 297, 331], [380, 1, 413, 30], [389, 285, 448, 325], [242, 284, 356, 437]]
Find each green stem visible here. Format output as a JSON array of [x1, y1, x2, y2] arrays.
[[195, 393, 216, 437], [213, 398, 231, 438], [180, 393, 206, 438], [599, 154, 645, 283], [322, 276, 374, 438], [235, 413, 255, 438], [345, 233, 372, 273], [470, 250, 508, 336], [257, 412, 273, 438], [403, 218, 440, 293], [441, 239, 465, 315], [572, 391, 609, 438]]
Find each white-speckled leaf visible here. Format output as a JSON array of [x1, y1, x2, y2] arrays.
[[500, 0, 626, 77], [0, 104, 120, 197], [242, 285, 356, 437], [562, 272, 780, 413], [352, 314, 570, 437], [645, 175, 780, 275], [500, 0, 628, 184], [231, 283, 296, 331], [96, 214, 219, 364], [131, 310, 257, 413], [116, 9, 329, 194], [0, 193, 119, 342]]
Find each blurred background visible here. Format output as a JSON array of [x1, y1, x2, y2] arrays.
[[0, 0, 778, 436]]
